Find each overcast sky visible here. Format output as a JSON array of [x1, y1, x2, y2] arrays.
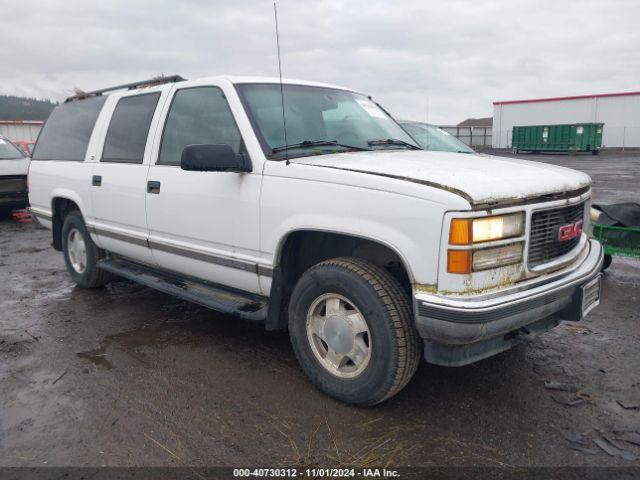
[[2, 0, 639, 124]]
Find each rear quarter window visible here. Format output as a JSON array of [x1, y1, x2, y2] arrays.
[[32, 96, 107, 161], [101, 93, 160, 163]]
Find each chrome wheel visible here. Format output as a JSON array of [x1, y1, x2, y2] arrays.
[[67, 228, 87, 274], [306, 293, 371, 378]]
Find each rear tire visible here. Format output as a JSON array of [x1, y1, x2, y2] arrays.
[[61, 211, 112, 288], [601, 254, 613, 272], [288, 257, 420, 406]]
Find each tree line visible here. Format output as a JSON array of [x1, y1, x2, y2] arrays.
[[0, 95, 57, 121]]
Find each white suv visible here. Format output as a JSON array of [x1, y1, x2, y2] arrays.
[[28, 75, 603, 405]]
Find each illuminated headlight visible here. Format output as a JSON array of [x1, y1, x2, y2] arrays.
[[447, 213, 526, 274], [473, 213, 524, 242], [450, 213, 524, 244], [472, 243, 523, 271]]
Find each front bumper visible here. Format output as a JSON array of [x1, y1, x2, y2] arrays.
[[414, 239, 603, 366]]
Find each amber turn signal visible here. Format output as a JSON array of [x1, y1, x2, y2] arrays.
[[449, 219, 472, 245], [447, 250, 472, 274]]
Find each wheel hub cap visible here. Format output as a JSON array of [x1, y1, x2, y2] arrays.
[[323, 315, 355, 354], [67, 228, 87, 274], [306, 293, 372, 378]]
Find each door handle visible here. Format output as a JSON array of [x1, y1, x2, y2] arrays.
[[92, 175, 102, 186], [147, 180, 161, 194]]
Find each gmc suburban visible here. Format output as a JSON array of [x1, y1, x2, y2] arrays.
[[28, 75, 603, 405]]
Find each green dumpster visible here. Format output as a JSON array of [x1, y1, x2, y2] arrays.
[[512, 123, 603, 154]]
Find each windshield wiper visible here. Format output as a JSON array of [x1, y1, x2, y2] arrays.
[[367, 139, 420, 150], [272, 140, 369, 154]]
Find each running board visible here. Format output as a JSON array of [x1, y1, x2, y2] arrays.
[[97, 258, 268, 321]]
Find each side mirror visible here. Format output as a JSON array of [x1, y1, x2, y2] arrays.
[[180, 144, 251, 172]]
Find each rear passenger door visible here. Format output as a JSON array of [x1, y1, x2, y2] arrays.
[[145, 85, 262, 294], [90, 89, 165, 265], [28, 96, 107, 224]]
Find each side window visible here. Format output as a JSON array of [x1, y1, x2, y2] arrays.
[[101, 92, 160, 163], [158, 87, 242, 165], [31, 96, 107, 161]]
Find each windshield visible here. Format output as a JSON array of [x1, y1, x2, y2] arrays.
[[0, 138, 26, 160], [237, 84, 420, 160], [401, 123, 474, 153]]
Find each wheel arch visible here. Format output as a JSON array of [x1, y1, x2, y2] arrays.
[[275, 227, 415, 281], [266, 228, 415, 331], [50, 194, 84, 251]]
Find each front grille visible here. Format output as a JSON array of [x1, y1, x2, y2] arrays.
[[528, 202, 585, 267]]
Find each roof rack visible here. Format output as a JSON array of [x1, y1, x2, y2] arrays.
[[65, 75, 186, 103]]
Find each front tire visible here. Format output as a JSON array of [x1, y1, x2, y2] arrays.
[[288, 257, 420, 406], [61, 211, 112, 288]]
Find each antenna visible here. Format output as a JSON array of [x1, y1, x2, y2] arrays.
[[274, 2, 289, 164]]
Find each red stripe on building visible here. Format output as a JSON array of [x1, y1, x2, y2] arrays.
[[493, 91, 640, 105]]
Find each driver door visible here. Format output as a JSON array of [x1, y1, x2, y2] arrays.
[[145, 85, 262, 294]]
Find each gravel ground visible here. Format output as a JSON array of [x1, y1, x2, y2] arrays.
[[0, 151, 639, 469]]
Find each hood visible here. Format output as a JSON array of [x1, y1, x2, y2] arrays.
[[0, 157, 30, 176], [293, 150, 591, 208]]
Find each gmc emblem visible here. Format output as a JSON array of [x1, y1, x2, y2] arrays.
[[558, 220, 583, 242]]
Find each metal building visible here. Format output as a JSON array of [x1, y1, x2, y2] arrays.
[[439, 125, 492, 149], [0, 120, 43, 142], [492, 91, 640, 149]]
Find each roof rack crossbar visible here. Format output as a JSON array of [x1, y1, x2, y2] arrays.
[[65, 75, 186, 102]]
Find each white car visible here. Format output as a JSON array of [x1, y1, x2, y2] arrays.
[[28, 75, 603, 405], [400, 121, 475, 153], [0, 135, 30, 214]]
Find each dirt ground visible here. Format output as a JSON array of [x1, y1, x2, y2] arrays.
[[0, 151, 639, 469]]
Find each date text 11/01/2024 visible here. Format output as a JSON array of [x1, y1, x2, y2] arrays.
[[233, 468, 400, 477]]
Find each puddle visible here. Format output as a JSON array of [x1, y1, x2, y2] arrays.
[[73, 310, 274, 371], [75, 321, 208, 370], [76, 345, 114, 369]]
